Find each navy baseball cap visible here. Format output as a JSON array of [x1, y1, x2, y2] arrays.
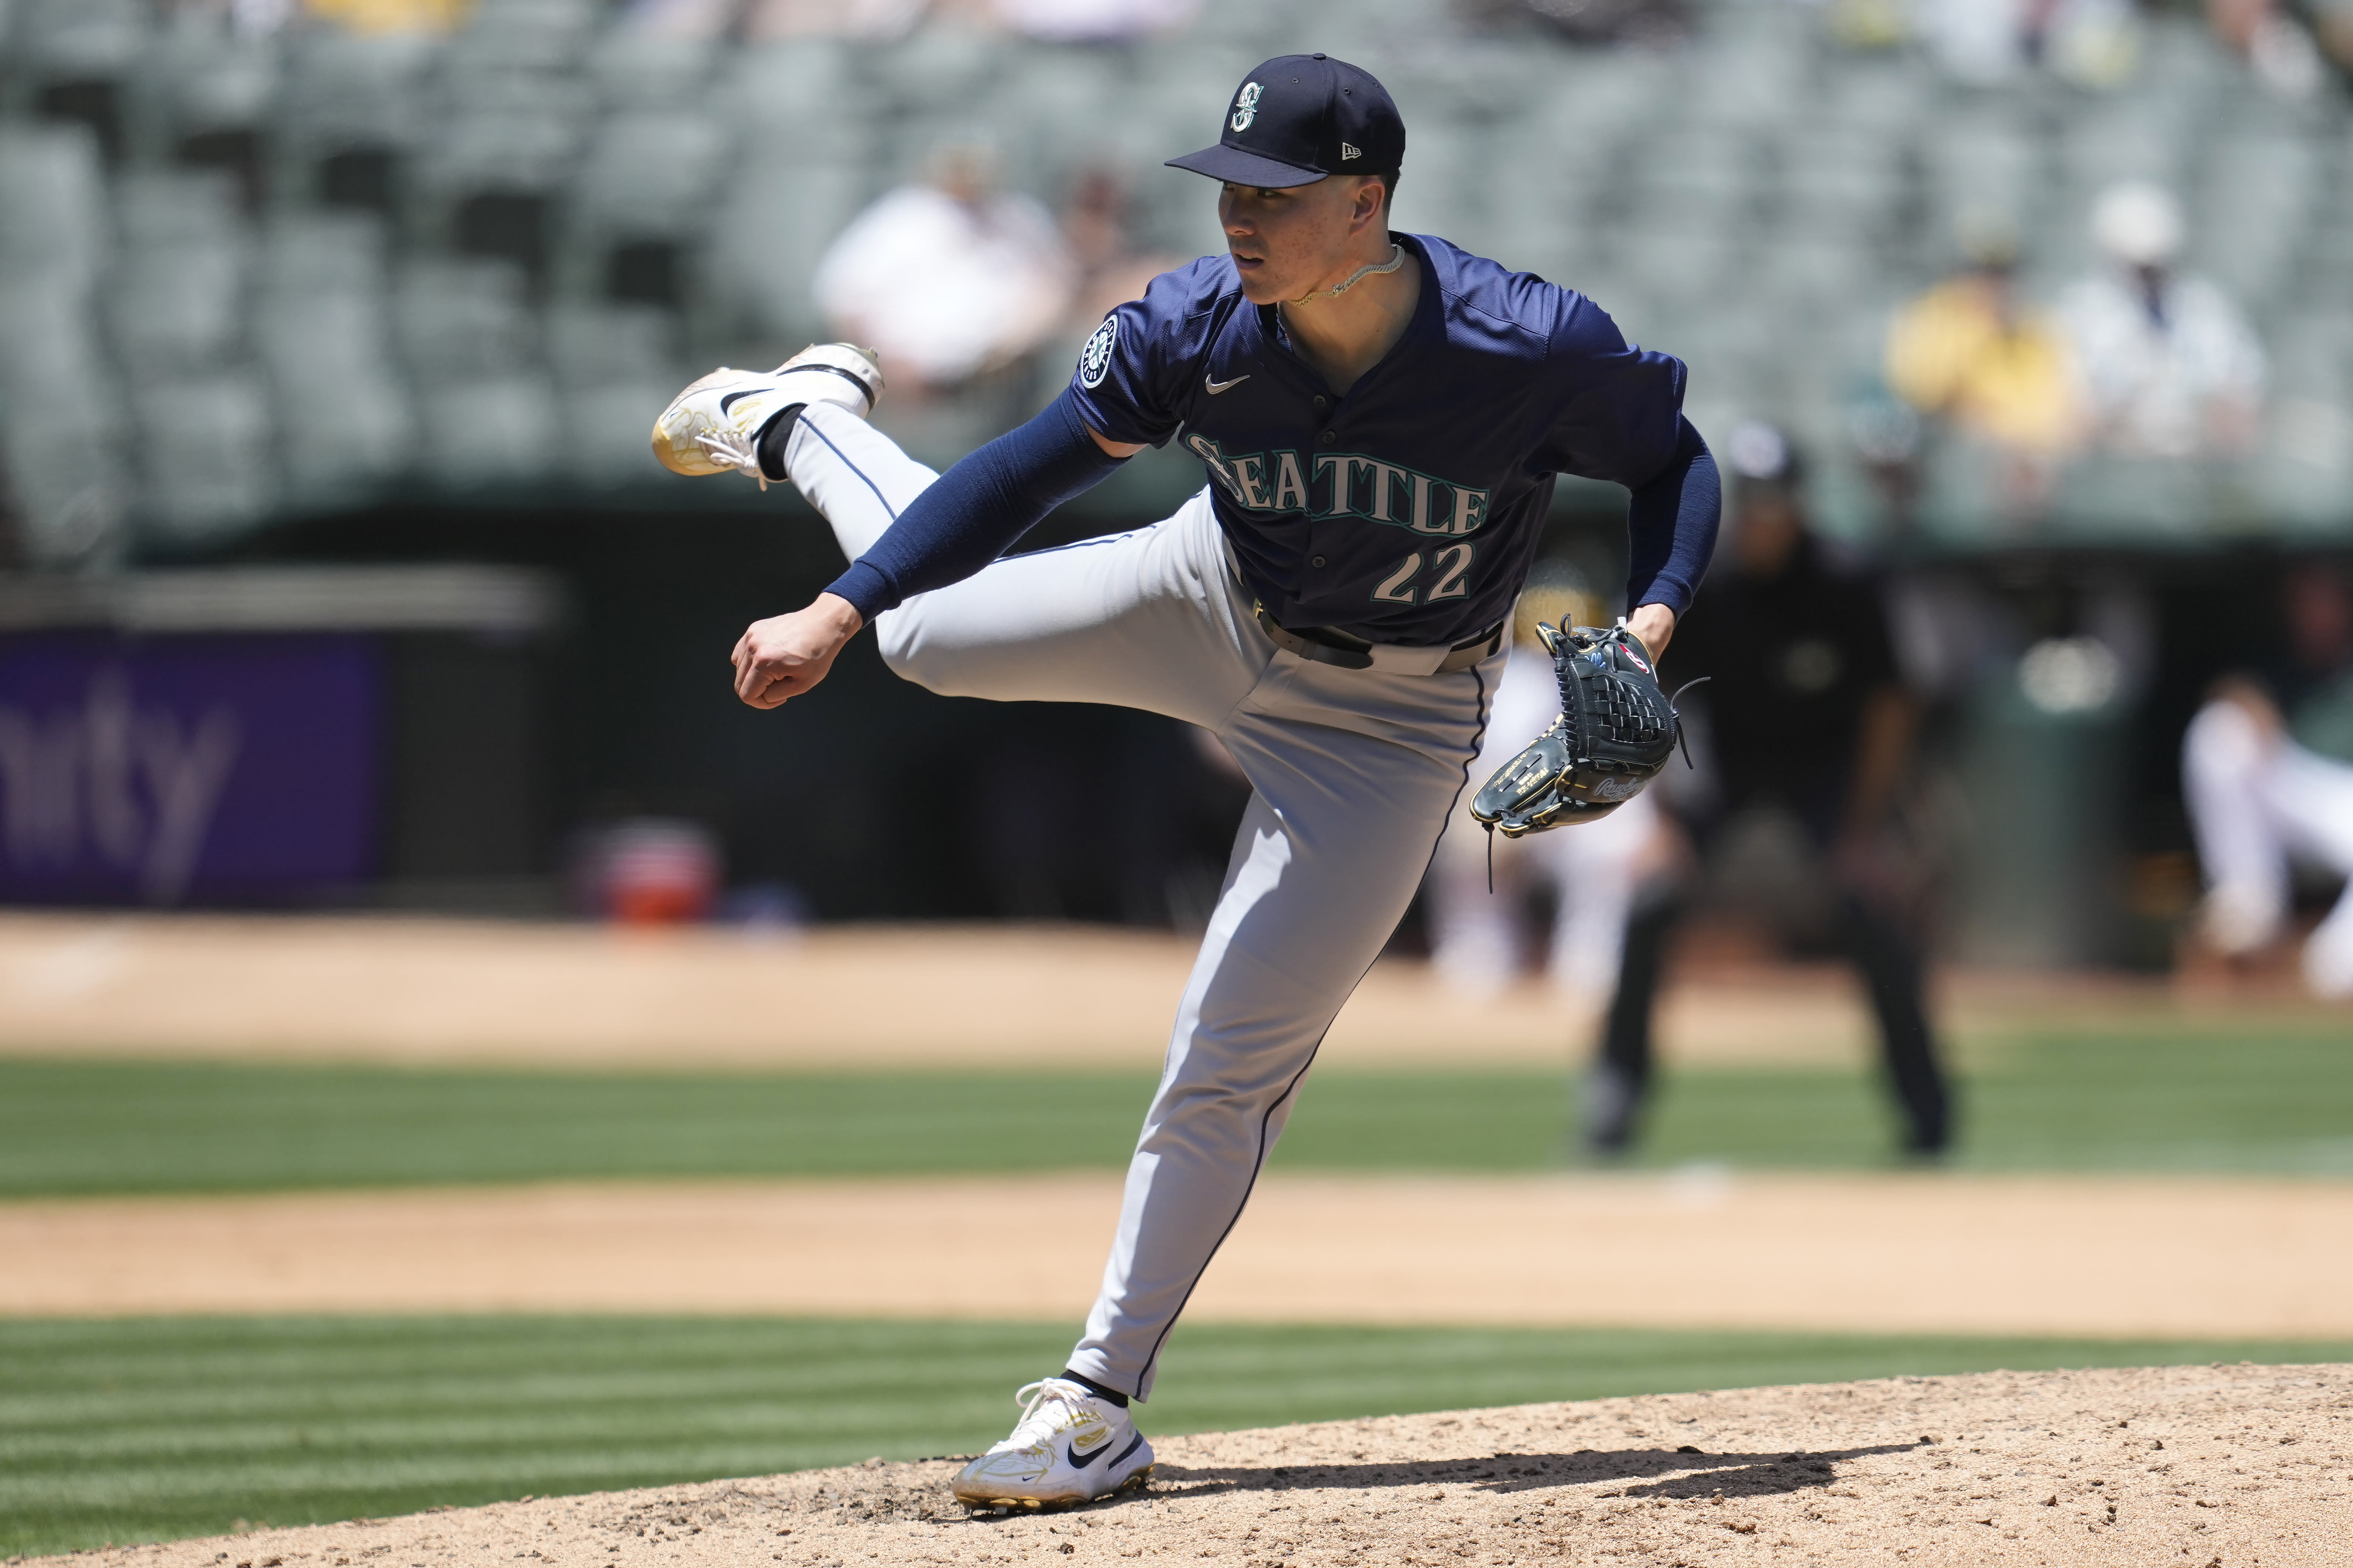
[[1166, 53, 1406, 190]]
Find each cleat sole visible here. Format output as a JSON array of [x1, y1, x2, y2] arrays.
[[954, 1467, 1151, 1514]]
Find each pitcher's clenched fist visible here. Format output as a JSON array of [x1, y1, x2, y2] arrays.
[[731, 592, 862, 708]]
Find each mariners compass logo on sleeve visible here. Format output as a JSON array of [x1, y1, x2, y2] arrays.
[[1229, 82, 1261, 132], [1078, 315, 1117, 389]]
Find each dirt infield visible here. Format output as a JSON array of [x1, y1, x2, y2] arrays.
[[0, 912, 2305, 1071], [11, 1171, 2353, 1339], [25, 1364, 2349, 1568]]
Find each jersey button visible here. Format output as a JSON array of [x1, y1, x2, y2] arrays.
[[1312, 396, 1328, 410], [1311, 555, 1327, 568], [1318, 429, 1335, 445]]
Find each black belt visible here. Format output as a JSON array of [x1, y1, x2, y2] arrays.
[[1253, 603, 1503, 677]]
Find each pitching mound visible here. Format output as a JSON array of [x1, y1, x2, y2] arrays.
[[31, 1364, 2349, 1568]]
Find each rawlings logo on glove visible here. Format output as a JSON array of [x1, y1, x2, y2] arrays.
[[1469, 622, 1701, 839]]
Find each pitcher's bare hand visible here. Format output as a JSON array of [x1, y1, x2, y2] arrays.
[[1625, 601, 1678, 660], [731, 593, 863, 709]]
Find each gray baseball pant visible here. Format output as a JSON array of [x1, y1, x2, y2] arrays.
[[786, 404, 1499, 1399]]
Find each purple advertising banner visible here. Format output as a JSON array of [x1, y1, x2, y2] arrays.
[[0, 634, 381, 905]]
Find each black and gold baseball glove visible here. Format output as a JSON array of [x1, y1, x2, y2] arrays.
[[1469, 622, 1697, 838]]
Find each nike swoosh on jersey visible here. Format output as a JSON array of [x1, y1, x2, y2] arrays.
[[1204, 375, 1250, 394]]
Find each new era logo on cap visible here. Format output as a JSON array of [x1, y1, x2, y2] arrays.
[[1166, 53, 1405, 190]]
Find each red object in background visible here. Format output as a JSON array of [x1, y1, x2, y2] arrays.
[[581, 819, 720, 924]]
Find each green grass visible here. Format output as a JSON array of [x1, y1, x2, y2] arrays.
[[0, 1062, 1160, 1196], [3, 1024, 2352, 1197], [4, 1315, 2348, 1558]]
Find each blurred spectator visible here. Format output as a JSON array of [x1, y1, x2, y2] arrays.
[[168, 0, 300, 34], [2304, 0, 2353, 76], [1585, 423, 1953, 1159], [1426, 577, 1669, 1001], [2183, 561, 2353, 998], [2208, 0, 2350, 95], [813, 142, 1075, 394], [618, 0, 746, 36], [1884, 217, 2083, 518], [745, 0, 929, 38], [1060, 166, 1180, 332], [986, 0, 1200, 42], [2058, 183, 2267, 461], [1457, 0, 1689, 46], [302, 0, 473, 33], [1914, 0, 2141, 87]]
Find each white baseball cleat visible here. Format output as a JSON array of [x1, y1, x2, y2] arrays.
[[951, 1377, 1154, 1510], [649, 342, 884, 483]]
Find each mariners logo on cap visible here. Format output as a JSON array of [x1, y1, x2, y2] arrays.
[[1078, 315, 1117, 389], [1230, 82, 1261, 132]]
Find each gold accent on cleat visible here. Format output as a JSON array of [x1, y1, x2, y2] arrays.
[[648, 344, 885, 482]]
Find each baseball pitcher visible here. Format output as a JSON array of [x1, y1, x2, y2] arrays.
[[651, 53, 1721, 1511]]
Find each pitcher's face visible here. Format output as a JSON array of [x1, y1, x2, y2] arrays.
[[1218, 176, 1385, 307]]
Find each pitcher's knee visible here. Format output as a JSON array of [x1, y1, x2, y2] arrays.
[[875, 606, 965, 695]]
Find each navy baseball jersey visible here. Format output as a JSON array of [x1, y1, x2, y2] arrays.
[[1066, 231, 1691, 648]]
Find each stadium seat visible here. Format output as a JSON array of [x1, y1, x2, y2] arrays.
[[586, 30, 719, 108], [0, 272, 128, 564], [257, 292, 416, 499], [395, 255, 558, 488], [130, 369, 276, 543], [128, 13, 280, 209], [258, 211, 390, 298], [417, 374, 563, 488], [1773, 128, 1906, 242], [1679, 9, 1818, 131], [718, 39, 874, 164], [564, 107, 732, 304], [105, 170, 247, 376], [1921, 116, 2045, 255], [1612, 212, 1746, 308], [8, 0, 150, 166], [1633, 129, 1760, 217], [274, 30, 442, 215], [573, 108, 733, 239], [415, 88, 591, 285], [395, 257, 541, 383], [253, 213, 413, 499], [2256, 325, 2353, 529], [548, 302, 680, 487], [0, 124, 110, 287], [2191, 132, 2319, 303], [457, 0, 604, 73], [702, 159, 867, 344]]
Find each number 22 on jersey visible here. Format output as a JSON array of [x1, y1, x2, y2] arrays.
[[1371, 542, 1476, 605]]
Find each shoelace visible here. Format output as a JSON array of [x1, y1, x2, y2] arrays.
[[696, 429, 770, 491], [1000, 1379, 1097, 1450]]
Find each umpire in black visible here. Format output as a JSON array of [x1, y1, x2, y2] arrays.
[[1585, 423, 1953, 1158]]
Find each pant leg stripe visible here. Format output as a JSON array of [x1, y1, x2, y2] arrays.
[[1135, 660, 1497, 1398], [800, 417, 902, 525]]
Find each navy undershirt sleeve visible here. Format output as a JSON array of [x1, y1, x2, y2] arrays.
[[824, 388, 1128, 623], [1623, 415, 1720, 619]]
